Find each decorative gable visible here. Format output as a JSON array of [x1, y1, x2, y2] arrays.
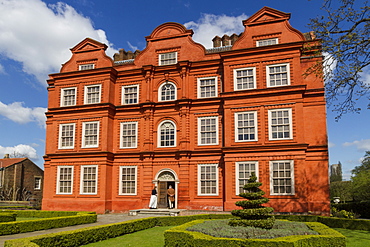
[[232, 6, 305, 50], [60, 38, 113, 73]]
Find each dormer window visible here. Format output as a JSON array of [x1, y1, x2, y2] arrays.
[[159, 52, 177, 65], [257, 38, 278, 47], [79, 63, 95, 70]]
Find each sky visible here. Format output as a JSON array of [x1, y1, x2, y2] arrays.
[[0, 0, 369, 180]]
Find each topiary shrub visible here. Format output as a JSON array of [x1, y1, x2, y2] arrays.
[[229, 173, 275, 229]]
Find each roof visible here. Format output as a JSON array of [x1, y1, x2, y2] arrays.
[[0, 158, 27, 168]]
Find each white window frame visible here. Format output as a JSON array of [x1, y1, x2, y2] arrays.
[[197, 77, 218, 99], [119, 166, 137, 195], [158, 81, 177, 102], [159, 52, 177, 66], [122, 84, 139, 105], [235, 161, 259, 195], [84, 84, 101, 104], [157, 120, 177, 148], [34, 177, 42, 190], [266, 63, 290, 87], [56, 166, 74, 195], [197, 116, 219, 146], [234, 111, 258, 142], [58, 123, 75, 149], [257, 38, 278, 47], [82, 121, 100, 148], [80, 165, 98, 195], [268, 108, 293, 140], [120, 122, 138, 149], [198, 164, 219, 196], [270, 160, 295, 195], [61, 87, 77, 107], [233, 67, 256, 90], [79, 63, 95, 70]]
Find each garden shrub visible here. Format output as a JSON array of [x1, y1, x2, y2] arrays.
[[333, 200, 370, 219], [229, 173, 275, 229], [331, 207, 359, 219], [0, 213, 16, 223], [0, 211, 97, 235], [165, 219, 346, 247]]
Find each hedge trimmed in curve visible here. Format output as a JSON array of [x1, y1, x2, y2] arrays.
[[164, 219, 346, 247], [4, 213, 366, 247], [0, 213, 16, 223], [275, 214, 370, 231], [0, 210, 96, 236], [4, 214, 233, 247]]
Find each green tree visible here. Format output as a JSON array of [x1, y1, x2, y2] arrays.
[[330, 181, 353, 202], [351, 151, 370, 201], [308, 0, 370, 119], [229, 173, 275, 229]]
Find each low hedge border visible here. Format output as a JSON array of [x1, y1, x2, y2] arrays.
[[4, 213, 365, 247], [275, 215, 370, 231], [4, 214, 233, 247], [164, 219, 345, 247], [0, 213, 16, 223], [0, 210, 96, 236]]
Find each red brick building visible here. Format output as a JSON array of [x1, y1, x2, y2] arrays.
[[43, 7, 330, 214], [0, 156, 44, 203]]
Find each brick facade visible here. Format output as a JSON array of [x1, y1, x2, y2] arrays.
[[43, 7, 330, 214]]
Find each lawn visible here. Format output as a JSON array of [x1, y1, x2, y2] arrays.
[[334, 228, 370, 247], [82, 226, 173, 247]]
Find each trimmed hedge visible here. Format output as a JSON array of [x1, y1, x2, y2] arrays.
[[0, 211, 96, 235], [4, 214, 233, 247], [0, 213, 16, 223], [275, 214, 370, 231], [333, 201, 370, 219], [164, 219, 346, 247]]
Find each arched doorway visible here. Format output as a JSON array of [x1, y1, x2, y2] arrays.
[[154, 169, 178, 209]]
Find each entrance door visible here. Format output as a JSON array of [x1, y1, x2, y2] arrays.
[[157, 181, 175, 208]]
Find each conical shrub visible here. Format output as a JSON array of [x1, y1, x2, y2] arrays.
[[229, 172, 275, 229]]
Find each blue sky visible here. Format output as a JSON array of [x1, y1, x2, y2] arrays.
[[0, 0, 369, 180]]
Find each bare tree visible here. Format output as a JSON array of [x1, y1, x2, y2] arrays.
[[308, 0, 370, 119]]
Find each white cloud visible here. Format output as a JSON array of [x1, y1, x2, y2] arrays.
[[0, 101, 46, 128], [328, 142, 336, 148], [0, 144, 38, 160], [127, 41, 138, 51], [0, 64, 5, 74], [184, 13, 248, 48], [343, 139, 370, 152], [0, 0, 117, 86]]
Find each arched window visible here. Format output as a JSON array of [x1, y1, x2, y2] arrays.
[[159, 82, 176, 101], [158, 120, 176, 147]]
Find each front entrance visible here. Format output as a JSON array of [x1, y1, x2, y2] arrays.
[[155, 170, 177, 209], [158, 181, 175, 208]]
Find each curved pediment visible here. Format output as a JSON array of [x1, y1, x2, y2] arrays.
[[147, 22, 193, 41]]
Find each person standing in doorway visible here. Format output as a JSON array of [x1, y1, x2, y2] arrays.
[[167, 185, 175, 209], [149, 186, 157, 209]]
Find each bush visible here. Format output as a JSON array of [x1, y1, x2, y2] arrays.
[[0, 211, 96, 235], [331, 207, 359, 219], [333, 200, 370, 219], [165, 219, 345, 247], [4, 214, 233, 247], [0, 213, 16, 223]]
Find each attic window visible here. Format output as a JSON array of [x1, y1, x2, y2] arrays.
[[257, 38, 278, 47], [79, 63, 95, 70], [159, 52, 177, 66]]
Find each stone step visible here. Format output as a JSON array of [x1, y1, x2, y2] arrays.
[[129, 208, 181, 216]]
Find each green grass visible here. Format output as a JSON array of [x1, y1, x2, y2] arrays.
[[82, 226, 173, 247], [334, 228, 370, 247]]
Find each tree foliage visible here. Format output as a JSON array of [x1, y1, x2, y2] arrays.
[[308, 0, 370, 119], [330, 181, 353, 202], [351, 151, 370, 201]]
